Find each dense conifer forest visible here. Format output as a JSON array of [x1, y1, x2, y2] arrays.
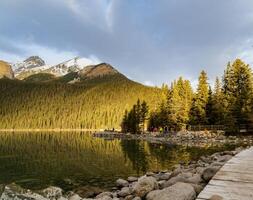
[[123, 59, 253, 133], [0, 74, 161, 129], [1, 59, 253, 132]]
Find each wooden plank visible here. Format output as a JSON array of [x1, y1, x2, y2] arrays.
[[197, 147, 253, 200]]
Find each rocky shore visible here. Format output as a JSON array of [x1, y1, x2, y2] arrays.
[[0, 147, 245, 200], [94, 131, 253, 147]]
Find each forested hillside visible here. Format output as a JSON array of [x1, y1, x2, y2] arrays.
[[0, 74, 161, 129]]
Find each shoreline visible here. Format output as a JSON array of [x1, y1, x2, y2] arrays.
[[0, 146, 248, 200], [0, 129, 100, 132]]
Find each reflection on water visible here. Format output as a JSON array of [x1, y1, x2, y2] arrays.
[[0, 132, 242, 191]]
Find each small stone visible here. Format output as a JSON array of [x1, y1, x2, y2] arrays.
[[127, 177, 138, 182], [118, 187, 131, 197], [132, 197, 141, 200], [68, 194, 83, 200], [96, 192, 113, 199], [124, 194, 134, 200], [146, 172, 155, 176], [162, 175, 187, 188], [116, 179, 129, 188]]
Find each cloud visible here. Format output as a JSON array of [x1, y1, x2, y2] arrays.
[[1, 0, 253, 85], [0, 39, 99, 67], [144, 81, 155, 87]]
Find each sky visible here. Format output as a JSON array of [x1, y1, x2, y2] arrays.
[[1, 0, 253, 87]]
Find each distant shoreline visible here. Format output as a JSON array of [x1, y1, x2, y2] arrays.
[[0, 129, 101, 132]]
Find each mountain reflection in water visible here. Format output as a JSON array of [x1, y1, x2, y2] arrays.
[[0, 131, 241, 191]]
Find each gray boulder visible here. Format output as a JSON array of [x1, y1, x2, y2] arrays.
[[96, 192, 113, 199], [217, 155, 232, 163], [146, 182, 196, 200], [42, 186, 63, 199], [118, 187, 131, 197], [133, 176, 158, 198], [116, 179, 129, 188], [202, 167, 220, 182], [127, 177, 138, 182], [186, 174, 203, 184], [0, 184, 48, 200], [170, 165, 182, 178], [161, 176, 187, 188]]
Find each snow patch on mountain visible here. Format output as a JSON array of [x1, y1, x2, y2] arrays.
[[13, 56, 100, 79]]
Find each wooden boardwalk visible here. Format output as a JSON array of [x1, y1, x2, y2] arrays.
[[197, 147, 253, 200]]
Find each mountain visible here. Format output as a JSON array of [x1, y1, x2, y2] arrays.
[[57, 63, 120, 83], [13, 56, 98, 79], [0, 60, 14, 79], [0, 62, 162, 130], [13, 56, 49, 79]]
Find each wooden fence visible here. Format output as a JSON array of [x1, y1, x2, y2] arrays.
[[188, 124, 253, 133]]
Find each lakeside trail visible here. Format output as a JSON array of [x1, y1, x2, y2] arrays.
[[197, 146, 253, 200]]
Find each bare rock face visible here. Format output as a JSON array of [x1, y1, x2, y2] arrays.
[[146, 182, 196, 200], [0, 61, 14, 79], [78, 63, 119, 79], [23, 56, 45, 68]]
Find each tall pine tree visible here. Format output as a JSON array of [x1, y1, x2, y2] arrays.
[[190, 70, 209, 125], [223, 59, 253, 131]]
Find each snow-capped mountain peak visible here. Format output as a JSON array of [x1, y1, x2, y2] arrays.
[[13, 56, 99, 79]]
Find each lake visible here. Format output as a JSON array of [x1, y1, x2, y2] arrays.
[[0, 131, 245, 191]]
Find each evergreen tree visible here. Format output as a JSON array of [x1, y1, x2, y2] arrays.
[[206, 86, 214, 124], [121, 100, 149, 134], [223, 59, 253, 131], [140, 101, 149, 132], [190, 70, 209, 125], [212, 77, 225, 124]]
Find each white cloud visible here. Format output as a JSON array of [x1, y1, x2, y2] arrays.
[[0, 39, 101, 67], [144, 80, 155, 87]]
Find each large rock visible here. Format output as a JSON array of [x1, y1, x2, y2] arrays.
[[42, 186, 63, 199], [127, 177, 138, 182], [117, 187, 131, 197], [162, 176, 187, 188], [202, 167, 220, 182], [186, 174, 203, 185], [170, 165, 182, 178], [0, 184, 48, 200], [133, 176, 158, 198], [153, 173, 171, 181], [96, 192, 113, 199], [217, 155, 232, 163], [74, 186, 103, 198], [146, 182, 196, 200], [116, 179, 129, 188]]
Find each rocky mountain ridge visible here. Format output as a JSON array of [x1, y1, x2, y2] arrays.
[[0, 60, 14, 79], [12, 56, 99, 79]]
